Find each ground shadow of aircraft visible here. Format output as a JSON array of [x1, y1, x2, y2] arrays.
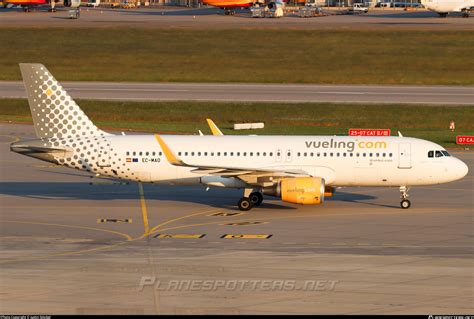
[[0, 179, 387, 211]]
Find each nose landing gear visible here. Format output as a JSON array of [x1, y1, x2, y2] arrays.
[[400, 186, 411, 209]]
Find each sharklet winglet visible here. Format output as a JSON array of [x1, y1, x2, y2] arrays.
[[155, 135, 185, 166], [206, 118, 224, 136]]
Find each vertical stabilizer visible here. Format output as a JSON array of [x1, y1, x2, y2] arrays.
[[19, 63, 108, 139]]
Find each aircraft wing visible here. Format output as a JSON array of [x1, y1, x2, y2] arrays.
[[155, 135, 310, 186]]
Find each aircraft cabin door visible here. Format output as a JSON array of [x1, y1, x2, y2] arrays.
[[398, 143, 412, 169], [97, 139, 111, 167]]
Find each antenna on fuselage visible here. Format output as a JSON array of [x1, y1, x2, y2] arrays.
[[398, 131, 403, 137]]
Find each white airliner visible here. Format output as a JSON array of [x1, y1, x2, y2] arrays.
[[421, 0, 473, 17], [11, 64, 469, 210]]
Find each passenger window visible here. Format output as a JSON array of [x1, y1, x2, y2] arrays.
[[204, 152, 208, 156], [146, 152, 149, 156], [198, 152, 201, 156], [178, 152, 182, 156], [263, 152, 266, 156], [224, 152, 227, 156], [139, 152, 143, 156], [435, 151, 443, 157], [185, 152, 188, 156], [270, 152, 273, 156], [428, 151, 434, 158], [159, 152, 162, 156], [126, 152, 130, 156]]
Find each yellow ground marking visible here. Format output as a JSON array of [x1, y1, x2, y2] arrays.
[[153, 234, 206, 239], [0, 199, 464, 265], [0, 134, 20, 144], [222, 221, 268, 226], [149, 208, 221, 233], [97, 218, 132, 224], [1, 220, 132, 241], [221, 234, 272, 239], [147, 206, 462, 238], [208, 211, 244, 217], [138, 182, 150, 236]]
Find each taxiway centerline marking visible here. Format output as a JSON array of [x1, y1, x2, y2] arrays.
[[138, 182, 150, 236]]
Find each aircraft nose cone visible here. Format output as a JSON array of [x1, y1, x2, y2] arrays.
[[457, 160, 469, 179]]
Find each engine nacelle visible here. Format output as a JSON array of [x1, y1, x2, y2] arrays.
[[64, 0, 80, 7], [263, 177, 325, 205]]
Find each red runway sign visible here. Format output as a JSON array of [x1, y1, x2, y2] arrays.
[[456, 136, 474, 144], [349, 129, 391, 137]]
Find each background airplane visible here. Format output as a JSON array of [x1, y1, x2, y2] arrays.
[[11, 64, 469, 211], [421, 0, 473, 17]]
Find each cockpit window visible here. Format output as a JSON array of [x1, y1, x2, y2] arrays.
[[428, 151, 434, 158], [435, 151, 443, 158], [441, 151, 450, 157]]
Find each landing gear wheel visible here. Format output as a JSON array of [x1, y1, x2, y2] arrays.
[[238, 197, 253, 211], [400, 199, 411, 209], [249, 192, 263, 206]]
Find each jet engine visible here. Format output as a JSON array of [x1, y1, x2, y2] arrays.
[[263, 177, 325, 205], [63, 0, 80, 7]]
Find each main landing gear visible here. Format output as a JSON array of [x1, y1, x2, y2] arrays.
[[400, 186, 411, 209], [237, 189, 263, 211], [224, 8, 236, 15]]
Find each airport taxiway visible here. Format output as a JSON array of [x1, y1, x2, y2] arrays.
[[0, 123, 473, 314], [1, 81, 474, 105], [0, 7, 473, 30]]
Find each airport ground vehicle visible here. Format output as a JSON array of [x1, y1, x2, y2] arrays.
[[86, 0, 100, 7], [11, 64, 469, 211], [349, 3, 369, 12], [121, 0, 135, 8]]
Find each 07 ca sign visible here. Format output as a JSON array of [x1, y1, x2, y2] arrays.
[[456, 136, 474, 145]]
